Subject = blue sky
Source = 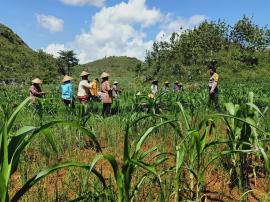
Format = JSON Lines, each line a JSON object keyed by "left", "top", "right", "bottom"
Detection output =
{"left": 1, "top": 0, "right": 270, "bottom": 63}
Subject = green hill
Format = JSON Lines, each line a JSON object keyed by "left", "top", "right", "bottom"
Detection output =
{"left": 71, "top": 56, "right": 142, "bottom": 89}
{"left": 0, "top": 23, "right": 60, "bottom": 83}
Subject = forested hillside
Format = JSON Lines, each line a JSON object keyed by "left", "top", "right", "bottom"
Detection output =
{"left": 143, "top": 16, "right": 270, "bottom": 83}
{"left": 0, "top": 23, "right": 60, "bottom": 83}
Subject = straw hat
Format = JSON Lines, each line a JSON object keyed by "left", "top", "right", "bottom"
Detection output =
{"left": 32, "top": 78, "right": 42, "bottom": 84}
{"left": 80, "top": 71, "right": 90, "bottom": 77}
{"left": 100, "top": 72, "right": 110, "bottom": 78}
{"left": 62, "top": 75, "right": 73, "bottom": 83}
{"left": 113, "top": 81, "right": 118, "bottom": 84}
{"left": 148, "top": 93, "right": 154, "bottom": 99}
{"left": 174, "top": 81, "right": 179, "bottom": 84}
{"left": 164, "top": 81, "right": 169, "bottom": 84}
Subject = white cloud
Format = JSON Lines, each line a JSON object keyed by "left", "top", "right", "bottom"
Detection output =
{"left": 36, "top": 14, "right": 64, "bottom": 32}
{"left": 43, "top": 0, "right": 206, "bottom": 63}
{"left": 59, "top": 0, "right": 105, "bottom": 7}
{"left": 156, "top": 14, "right": 207, "bottom": 41}
{"left": 44, "top": 43, "right": 66, "bottom": 57}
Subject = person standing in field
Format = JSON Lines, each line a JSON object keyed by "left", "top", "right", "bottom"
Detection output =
{"left": 163, "top": 81, "right": 170, "bottom": 92}
{"left": 78, "top": 71, "right": 91, "bottom": 103}
{"left": 208, "top": 66, "right": 221, "bottom": 112}
{"left": 173, "top": 81, "right": 181, "bottom": 92}
{"left": 61, "top": 75, "right": 74, "bottom": 108}
{"left": 90, "top": 78, "right": 99, "bottom": 101}
{"left": 100, "top": 72, "right": 112, "bottom": 116}
{"left": 112, "top": 81, "right": 120, "bottom": 98}
{"left": 151, "top": 80, "right": 158, "bottom": 95}
{"left": 29, "top": 78, "right": 45, "bottom": 102}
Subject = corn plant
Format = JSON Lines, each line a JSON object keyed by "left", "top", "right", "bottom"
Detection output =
{"left": 174, "top": 103, "right": 219, "bottom": 201}
{"left": 0, "top": 97, "right": 102, "bottom": 202}
{"left": 217, "top": 92, "right": 270, "bottom": 199}
{"left": 85, "top": 116, "right": 177, "bottom": 202}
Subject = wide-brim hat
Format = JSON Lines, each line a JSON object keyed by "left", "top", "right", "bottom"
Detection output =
{"left": 174, "top": 81, "right": 179, "bottom": 84}
{"left": 32, "top": 78, "right": 42, "bottom": 84}
{"left": 80, "top": 71, "right": 90, "bottom": 77}
{"left": 164, "top": 81, "right": 169, "bottom": 84}
{"left": 62, "top": 75, "right": 73, "bottom": 83}
{"left": 113, "top": 81, "right": 118, "bottom": 84}
{"left": 100, "top": 72, "right": 110, "bottom": 78}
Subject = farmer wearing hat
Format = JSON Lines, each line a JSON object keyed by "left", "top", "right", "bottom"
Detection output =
{"left": 151, "top": 80, "right": 158, "bottom": 95}
{"left": 208, "top": 65, "right": 221, "bottom": 112}
{"left": 163, "top": 81, "right": 170, "bottom": 92}
{"left": 100, "top": 72, "right": 112, "bottom": 116}
{"left": 78, "top": 70, "right": 91, "bottom": 103}
{"left": 29, "top": 78, "right": 45, "bottom": 102}
{"left": 112, "top": 80, "right": 120, "bottom": 98}
{"left": 61, "top": 75, "right": 74, "bottom": 108}
{"left": 90, "top": 78, "right": 99, "bottom": 101}
{"left": 173, "top": 81, "right": 182, "bottom": 93}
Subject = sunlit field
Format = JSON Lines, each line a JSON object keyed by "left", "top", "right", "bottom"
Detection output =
{"left": 1, "top": 81, "right": 270, "bottom": 202}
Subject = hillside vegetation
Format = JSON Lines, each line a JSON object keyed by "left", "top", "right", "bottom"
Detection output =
{"left": 143, "top": 16, "right": 270, "bottom": 84}
{"left": 0, "top": 23, "right": 60, "bottom": 83}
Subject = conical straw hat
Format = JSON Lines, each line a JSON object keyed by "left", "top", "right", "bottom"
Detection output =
{"left": 80, "top": 71, "right": 90, "bottom": 77}
{"left": 32, "top": 78, "right": 43, "bottom": 84}
{"left": 100, "top": 72, "right": 110, "bottom": 78}
{"left": 62, "top": 75, "right": 73, "bottom": 83}
{"left": 113, "top": 81, "right": 118, "bottom": 84}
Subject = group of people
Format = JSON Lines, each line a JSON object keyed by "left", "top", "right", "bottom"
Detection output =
{"left": 150, "top": 80, "right": 183, "bottom": 95}
{"left": 29, "top": 71, "right": 121, "bottom": 116}
{"left": 29, "top": 65, "right": 221, "bottom": 116}
{"left": 149, "top": 65, "right": 220, "bottom": 112}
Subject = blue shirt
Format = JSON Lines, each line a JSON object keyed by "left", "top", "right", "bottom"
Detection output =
{"left": 61, "top": 82, "right": 73, "bottom": 100}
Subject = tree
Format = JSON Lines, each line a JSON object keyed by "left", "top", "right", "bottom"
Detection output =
{"left": 58, "top": 50, "right": 79, "bottom": 75}
{"left": 230, "top": 16, "right": 270, "bottom": 51}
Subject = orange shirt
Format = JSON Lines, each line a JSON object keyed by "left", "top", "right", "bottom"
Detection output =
{"left": 90, "top": 80, "right": 98, "bottom": 96}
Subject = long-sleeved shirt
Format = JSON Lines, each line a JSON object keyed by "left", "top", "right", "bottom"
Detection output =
{"left": 77, "top": 80, "right": 91, "bottom": 97}
{"left": 101, "top": 80, "right": 112, "bottom": 103}
{"left": 112, "top": 84, "right": 120, "bottom": 97}
{"left": 61, "top": 82, "right": 73, "bottom": 100}
{"left": 151, "top": 84, "right": 158, "bottom": 95}
{"left": 29, "top": 84, "right": 43, "bottom": 101}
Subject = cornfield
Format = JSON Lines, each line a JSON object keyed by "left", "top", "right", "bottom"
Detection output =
{"left": 1, "top": 83, "right": 270, "bottom": 201}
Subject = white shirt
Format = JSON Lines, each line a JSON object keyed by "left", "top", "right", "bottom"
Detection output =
{"left": 151, "top": 84, "right": 158, "bottom": 94}
{"left": 77, "top": 80, "right": 91, "bottom": 97}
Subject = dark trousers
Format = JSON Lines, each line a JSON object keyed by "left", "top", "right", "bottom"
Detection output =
{"left": 102, "top": 103, "right": 111, "bottom": 117}
{"left": 63, "top": 99, "right": 75, "bottom": 108}
{"left": 208, "top": 90, "right": 221, "bottom": 112}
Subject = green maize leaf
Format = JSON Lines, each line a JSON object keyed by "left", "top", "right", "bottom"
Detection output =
{"left": 130, "top": 174, "right": 148, "bottom": 202}
{"left": 139, "top": 146, "right": 158, "bottom": 160}
{"left": 129, "top": 158, "right": 157, "bottom": 176}
{"left": 101, "top": 154, "right": 124, "bottom": 202}
{"left": 177, "top": 102, "right": 190, "bottom": 130}
{"left": 135, "top": 120, "right": 176, "bottom": 154}
{"left": 176, "top": 145, "right": 185, "bottom": 175}
{"left": 7, "top": 97, "right": 31, "bottom": 133}
{"left": 259, "top": 147, "right": 270, "bottom": 174}
{"left": 11, "top": 162, "right": 105, "bottom": 202}
{"left": 215, "top": 114, "right": 265, "bottom": 133}
{"left": 44, "top": 130, "right": 58, "bottom": 154}
{"left": 11, "top": 126, "right": 36, "bottom": 137}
